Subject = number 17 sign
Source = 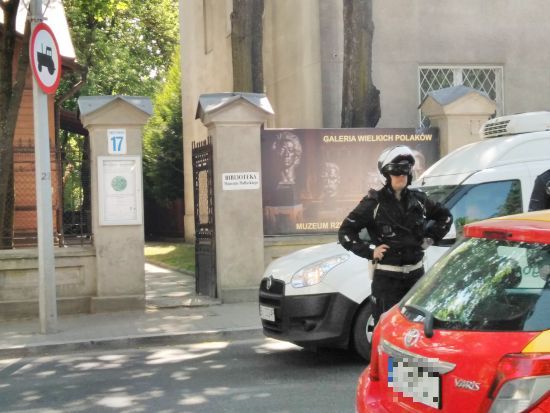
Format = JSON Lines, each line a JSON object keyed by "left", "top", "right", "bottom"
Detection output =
{"left": 107, "top": 129, "right": 127, "bottom": 154}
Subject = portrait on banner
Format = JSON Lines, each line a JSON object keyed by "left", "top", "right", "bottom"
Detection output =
{"left": 261, "top": 128, "right": 440, "bottom": 235}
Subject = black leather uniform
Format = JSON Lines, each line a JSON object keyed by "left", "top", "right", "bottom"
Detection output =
{"left": 338, "top": 184, "right": 452, "bottom": 321}
{"left": 529, "top": 169, "right": 550, "bottom": 211}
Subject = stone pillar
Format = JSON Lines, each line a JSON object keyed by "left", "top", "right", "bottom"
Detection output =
{"left": 78, "top": 96, "right": 152, "bottom": 312}
{"left": 419, "top": 85, "right": 496, "bottom": 156}
{"left": 196, "top": 93, "right": 273, "bottom": 302}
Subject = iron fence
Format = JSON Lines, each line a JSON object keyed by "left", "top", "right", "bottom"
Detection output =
{"left": 58, "top": 131, "right": 92, "bottom": 246}
{"left": 0, "top": 132, "right": 92, "bottom": 249}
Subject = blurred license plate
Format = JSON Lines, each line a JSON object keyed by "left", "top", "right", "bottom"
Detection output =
{"left": 259, "top": 305, "right": 275, "bottom": 322}
{"left": 388, "top": 356, "right": 441, "bottom": 409}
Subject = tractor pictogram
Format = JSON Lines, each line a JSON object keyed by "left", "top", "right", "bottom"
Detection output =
{"left": 36, "top": 44, "right": 56, "bottom": 75}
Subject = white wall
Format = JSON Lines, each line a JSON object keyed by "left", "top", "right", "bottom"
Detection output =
{"left": 373, "top": 0, "right": 550, "bottom": 127}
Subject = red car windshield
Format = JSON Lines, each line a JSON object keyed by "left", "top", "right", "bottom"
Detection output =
{"left": 401, "top": 238, "right": 550, "bottom": 331}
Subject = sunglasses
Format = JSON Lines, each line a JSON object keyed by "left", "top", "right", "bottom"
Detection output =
{"left": 386, "top": 163, "right": 412, "bottom": 176}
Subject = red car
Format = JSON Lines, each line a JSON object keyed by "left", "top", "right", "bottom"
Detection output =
{"left": 357, "top": 210, "right": 550, "bottom": 413}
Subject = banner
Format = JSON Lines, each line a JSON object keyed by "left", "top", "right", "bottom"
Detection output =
{"left": 261, "top": 128, "right": 439, "bottom": 235}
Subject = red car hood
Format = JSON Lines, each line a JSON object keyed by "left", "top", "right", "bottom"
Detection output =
{"left": 372, "top": 307, "right": 540, "bottom": 412}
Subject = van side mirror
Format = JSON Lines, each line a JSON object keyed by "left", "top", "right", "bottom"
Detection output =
{"left": 358, "top": 227, "right": 371, "bottom": 242}
{"left": 437, "top": 224, "right": 457, "bottom": 247}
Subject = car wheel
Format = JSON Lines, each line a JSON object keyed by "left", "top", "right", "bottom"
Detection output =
{"left": 352, "top": 299, "right": 375, "bottom": 362}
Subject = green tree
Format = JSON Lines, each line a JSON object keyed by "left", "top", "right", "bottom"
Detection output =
{"left": 0, "top": 0, "right": 30, "bottom": 248}
{"left": 63, "top": 0, "right": 179, "bottom": 102}
{"left": 143, "top": 49, "right": 183, "bottom": 205}
{"left": 497, "top": 181, "right": 522, "bottom": 217}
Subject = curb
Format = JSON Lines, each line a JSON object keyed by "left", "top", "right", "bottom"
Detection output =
{"left": 0, "top": 327, "right": 264, "bottom": 359}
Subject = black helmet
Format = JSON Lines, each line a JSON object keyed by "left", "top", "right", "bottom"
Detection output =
{"left": 377, "top": 145, "right": 415, "bottom": 185}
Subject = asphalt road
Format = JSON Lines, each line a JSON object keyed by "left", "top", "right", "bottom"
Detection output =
{"left": 0, "top": 336, "right": 367, "bottom": 412}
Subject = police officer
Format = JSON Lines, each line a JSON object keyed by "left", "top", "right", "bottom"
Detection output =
{"left": 529, "top": 169, "right": 550, "bottom": 211}
{"left": 338, "top": 145, "right": 453, "bottom": 322}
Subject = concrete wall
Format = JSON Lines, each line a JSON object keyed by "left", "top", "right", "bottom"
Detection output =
{"left": 181, "top": 0, "right": 550, "bottom": 129}
{"left": 263, "top": 0, "right": 324, "bottom": 128}
{"left": 0, "top": 247, "right": 96, "bottom": 320}
{"left": 180, "top": 0, "right": 234, "bottom": 241}
{"left": 319, "top": 0, "right": 344, "bottom": 128}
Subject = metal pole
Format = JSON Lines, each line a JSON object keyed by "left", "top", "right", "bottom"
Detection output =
{"left": 30, "top": 0, "right": 57, "bottom": 333}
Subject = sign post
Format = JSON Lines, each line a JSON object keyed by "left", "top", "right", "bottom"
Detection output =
{"left": 29, "top": 0, "right": 61, "bottom": 333}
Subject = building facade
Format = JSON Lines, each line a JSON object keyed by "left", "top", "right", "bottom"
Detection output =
{"left": 180, "top": 0, "right": 550, "bottom": 239}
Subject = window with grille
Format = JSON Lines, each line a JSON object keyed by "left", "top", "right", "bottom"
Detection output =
{"left": 418, "top": 66, "right": 503, "bottom": 127}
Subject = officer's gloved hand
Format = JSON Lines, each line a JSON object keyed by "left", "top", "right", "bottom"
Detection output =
{"left": 421, "top": 237, "right": 434, "bottom": 250}
{"left": 351, "top": 242, "right": 371, "bottom": 259}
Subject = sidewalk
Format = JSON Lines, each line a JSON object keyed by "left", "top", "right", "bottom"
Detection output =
{"left": 0, "top": 263, "right": 262, "bottom": 358}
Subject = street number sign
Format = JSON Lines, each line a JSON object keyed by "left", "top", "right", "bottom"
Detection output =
{"left": 108, "top": 129, "right": 128, "bottom": 154}
{"left": 30, "top": 22, "right": 62, "bottom": 94}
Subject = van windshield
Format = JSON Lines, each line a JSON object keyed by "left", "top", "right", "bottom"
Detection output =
{"left": 420, "top": 180, "right": 523, "bottom": 237}
{"left": 416, "top": 185, "right": 457, "bottom": 204}
{"left": 401, "top": 238, "right": 550, "bottom": 332}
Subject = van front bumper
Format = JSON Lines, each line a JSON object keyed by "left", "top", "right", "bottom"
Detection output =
{"left": 258, "top": 277, "right": 358, "bottom": 348}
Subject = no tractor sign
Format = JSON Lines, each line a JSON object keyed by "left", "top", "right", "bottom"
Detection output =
{"left": 30, "top": 22, "right": 61, "bottom": 94}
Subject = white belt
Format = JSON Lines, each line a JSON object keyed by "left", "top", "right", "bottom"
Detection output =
{"left": 376, "top": 260, "right": 424, "bottom": 274}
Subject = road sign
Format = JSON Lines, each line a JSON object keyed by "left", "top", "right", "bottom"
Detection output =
{"left": 29, "top": 22, "right": 61, "bottom": 94}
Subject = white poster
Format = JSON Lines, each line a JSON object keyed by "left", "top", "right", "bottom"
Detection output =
{"left": 222, "top": 172, "right": 260, "bottom": 190}
{"left": 98, "top": 156, "right": 142, "bottom": 225}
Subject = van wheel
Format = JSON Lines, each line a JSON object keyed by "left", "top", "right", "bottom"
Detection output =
{"left": 352, "top": 300, "right": 375, "bottom": 362}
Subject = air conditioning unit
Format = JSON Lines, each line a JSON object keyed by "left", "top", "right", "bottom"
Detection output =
{"left": 480, "top": 111, "right": 550, "bottom": 139}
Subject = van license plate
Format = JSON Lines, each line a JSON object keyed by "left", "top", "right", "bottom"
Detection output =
{"left": 259, "top": 305, "right": 275, "bottom": 322}
{"left": 388, "top": 356, "right": 441, "bottom": 409}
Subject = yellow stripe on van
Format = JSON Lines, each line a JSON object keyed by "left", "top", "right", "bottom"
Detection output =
{"left": 522, "top": 330, "right": 550, "bottom": 353}
{"left": 494, "top": 210, "right": 550, "bottom": 223}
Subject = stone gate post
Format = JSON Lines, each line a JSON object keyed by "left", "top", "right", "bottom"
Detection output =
{"left": 420, "top": 85, "right": 496, "bottom": 156}
{"left": 78, "top": 96, "right": 152, "bottom": 312}
{"left": 196, "top": 93, "right": 273, "bottom": 302}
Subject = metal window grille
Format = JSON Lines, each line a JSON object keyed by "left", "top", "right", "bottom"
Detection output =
{"left": 419, "top": 66, "right": 503, "bottom": 127}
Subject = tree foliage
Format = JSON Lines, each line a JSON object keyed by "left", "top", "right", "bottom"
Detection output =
{"left": 143, "top": 49, "right": 183, "bottom": 205}
{"left": 63, "top": 0, "right": 179, "bottom": 104}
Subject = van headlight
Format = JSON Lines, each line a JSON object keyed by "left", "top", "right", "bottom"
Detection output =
{"left": 290, "top": 254, "right": 350, "bottom": 288}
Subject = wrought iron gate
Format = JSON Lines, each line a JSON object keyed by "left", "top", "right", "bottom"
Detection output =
{"left": 192, "top": 137, "right": 217, "bottom": 297}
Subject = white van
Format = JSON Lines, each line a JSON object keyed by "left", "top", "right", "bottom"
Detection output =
{"left": 258, "top": 111, "right": 550, "bottom": 360}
